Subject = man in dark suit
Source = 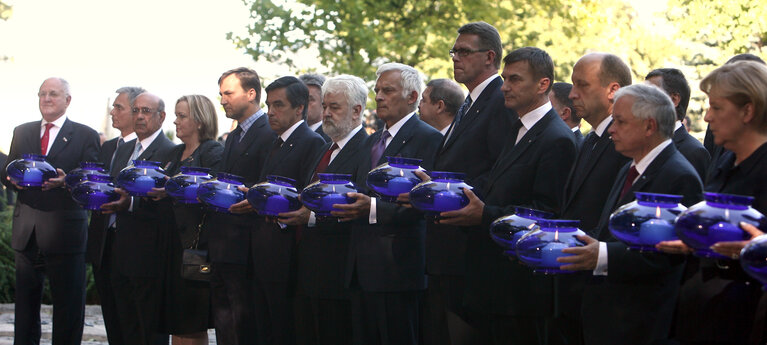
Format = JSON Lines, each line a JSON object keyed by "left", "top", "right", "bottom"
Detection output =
{"left": 300, "top": 73, "right": 331, "bottom": 142}
{"left": 333, "top": 63, "right": 442, "bottom": 345}
{"left": 87, "top": 86, "right": 144, "bottom": 345}
{"left": 439, "top": 47, "right": 577, "bottom": 345}
{"left": 1, "top": 77, "right": 100, "bottom": 344}
{"left": 229, "top": 76, "right": 325, "bottom": 345}
{"left": 645, "top": 68, "right": 710, "bottom": 180}
{"left": 280, "top": 74, "right": 370, "bottom": 345}
{"left": 206, "top": 67, "right": 276, "bottom": 344}
{"left": 103, "top": 92, "right": 175, "bottom": 345}
{"left": 550, "top": 82, "right": 583, "bottom": 147}
{"left": 560, "top": 83, "right": 702, "bottom": 345}
{"left": 423, "top": 22, "right": 516, "bottom": 345}
{"left": 418, "top": 78, "right": 464, "bottom": 135}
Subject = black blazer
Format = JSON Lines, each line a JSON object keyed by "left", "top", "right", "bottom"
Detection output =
{"left": 463, "top": 109, "right": 577, "bottom": 317}
{"left": 314, "top": 124, "right": 331, "bottom": 143}
{"left": 581, "top": 144, "right": 702, "bottom": 345}
{"left": 673, "top": 126, "right": 710, "bottom": 181}
{"left": 297, "top": 128, "right": 368, "bottom": 299}
{"left": 112, "top": 133, "right": 176, "bottom": 277}
{"left": 573, "top": 128, "right": 584, "bottom": 148}
{"left": 427, "top": 76, "right": 516, "bottom": 276}
{"left": 206, "top": 114, "right": 276, "bottom": 264}
{"left": 252, "top": 122, "right": 326, "bottom": 283}
{"left": 86, "top": 137, "right": 121, "bottom": 267}
{"left": 346, "top": 115, "right": 442, "bottom": 292}
{"left": 1, "top": 119, "right": 100, "bottom": 254}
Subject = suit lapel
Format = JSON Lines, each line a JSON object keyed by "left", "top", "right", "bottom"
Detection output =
{"left": 380, "top": 116, "right": 418, "bottom": 165}
{"left": 327, "top": 128, "right": 366, "bottom": 172}
{"left": 138, "top": 133, "right": 170, "bottom": 162}
{"left": 439, "top": 77, "right": 501, "bottom": 153}
{"left": 46, "top": 119, "right": 74, "bottom": 159}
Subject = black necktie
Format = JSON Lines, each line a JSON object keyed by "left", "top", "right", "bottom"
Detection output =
{"left": 443, "top": 96, "right": 472, "bottom": 144}
{"left": 110, "top": 137, "right": 125, "bottom": 171}
{"left": 269, "top": 138, "right": 284, "bottom": 161}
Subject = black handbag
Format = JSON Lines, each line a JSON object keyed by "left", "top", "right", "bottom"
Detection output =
{"left": 181, "top": 214, "right": 211, "bottom": 281}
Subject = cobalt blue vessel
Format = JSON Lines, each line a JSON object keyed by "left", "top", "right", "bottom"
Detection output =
{"left": 71, "top": 174, "right": 120, "bottom": 211}
{"left": 196, "top": 172, "right": 246, "bottom": 213}
{"left": 489, "top": 207, "right": 554, "bottom": 257}
{"left": 516, "top": 219, "right": 586, "bottom": 274}
{"left": 741, "top": 235, "right": 767, "bottom": 289}
{"left": 409, "top": 171, "right": 472, "bottom": 216}
{"left": 301, "top": 173, "right": 357, "bottom": 217}
{"left": 116, "top": 160, "right": 167, "bottom": 196}
{"left": 65, "top": 161, "right": 107, "bottom": 190}
{"left": 5, "top": 154, "right": 58, "bottom": 188}
{"left": 675, "top": 192, "right": 767, "bottom": 260}
{"left": 609, "top": 192, "right": 687, "bottom": 252}
{"left": 367, "top": 156, "right": 426, "bottom": 202}
{"left": 247, "top": 175, "right": 302, "bottom": 216}
{"left": 165, "top": 166, "right": 213, "bottom": 204}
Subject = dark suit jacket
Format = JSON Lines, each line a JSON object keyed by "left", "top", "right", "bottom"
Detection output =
{"left": 581, "top": 143, "right": 702, "bottom": 345}
{"left": 346, "top": 115, "right": 442, "bottom": 292}
{"left": 297, "top": 128, "right": 368, "bottom": 299}
{"left": 673, "top": 126, "right": 710, "bottom": 181}
{"left": 573, "top": 128, "right": 584, "bottom": 148}
{"left": 86, "top": 137, "right": 120, "bottom": 267}
{"left": 207, "top": 114, "right": 276, "bottom": 264}
{"left": 463, "top": 110, "right": 577, "bottom": 316}
{"left": 314, "top": 124, "right": 331, "bottom": 143}
{"left": 252, "top": 121, "right": 326, "bottom": 283}
{"left": 427, "top": 76, "right": 516, "bottom": 276}
{"left": 112, "top": 133, "right": 176, "bottom": 277}
{"left": 1, "top": 119, "right": 100, "bottom": 254}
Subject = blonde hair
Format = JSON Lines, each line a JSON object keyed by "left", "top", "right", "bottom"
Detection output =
{"left": 176, "top": 95, "right": 219, "bottom": 141}
{"left": 700, "top": 61, "right": 767, "bottom": 132}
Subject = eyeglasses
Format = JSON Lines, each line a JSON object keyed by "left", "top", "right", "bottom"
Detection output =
{"left": 132, "top": 107, "right": 157, "bottom": 115}
{"left": 38, "top": 91, "right": 64, "bottom": 98}
{"left": 449, "top": 48, "right": 490, "bottom": 58}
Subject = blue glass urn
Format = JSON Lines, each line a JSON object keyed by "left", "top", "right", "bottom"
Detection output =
{"left": 247, "top": 175, "right": 302, "bottom": 216}
{"left": 116, "top": 160, "right": 167, "bottom": 196}
{"left": 300, "top": 173, "right": 358, "bottom": 217}
{"left": 65, "top": 161, "right": 107, "bottom": 190}
{"left": 409, "top": 171, "right": 473, "bottom": 216}
{"left": 367, "top": 156, "right": 426, "bottom": 202}
{"left": 489, "top": 207, "right": 554, "bottom": 257}
{"left": 5, "top": 154, "right": 58, "bottom": 187}
{"left": 71, "top": 174, "right": 120, "bottom": 211}
{"left": 516, "top": 219, "right": 586, "bottom": 274}
{"left": 741, "top": 235, "right": 767, "bottom": 289}
{"left": 165, "top": 166, "right": 213, "bottom": 204}
{"left": 675, "top": 192, "right": 767, "bottom": 260}
{"left": 196, "top": 172, "right": 246, "bottom": 213}
{"left": 609, "top": 192, "right": 687, "bottom": 252}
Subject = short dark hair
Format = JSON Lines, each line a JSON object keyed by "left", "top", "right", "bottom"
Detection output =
{"left": 458, "top": 22, "right": 503, "bottom": 69}
{"left": 551, "top": 82, "right": 580, "bottom": 122}
{"left": 425, "top": 79, "right": 465, "bottom": 116}
{"left": 645, "top": 68, "right": 691, "bottom": 121}
{"left": 599, "top": 54, "right": 632, "bottom": 87}
{"left": 726, "top": 53, "right": 766, "bottom": 65}
{"left": 503, "top": 47, "right": 554, "bottom": 93}
{"left": 265, "top": 76, "right": 309, "bottom": 118}
{"left": 219, "top": 67, "right": 262, "bottom": 103}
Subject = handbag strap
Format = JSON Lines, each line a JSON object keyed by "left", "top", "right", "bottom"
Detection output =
{"left": 189, "top": 212, "right": 207, "bottom": 250}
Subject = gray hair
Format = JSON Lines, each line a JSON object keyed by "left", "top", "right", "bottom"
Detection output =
{"left": 322, "top": 74, "right": 368, "bottom": 125}
{"left": 299, "top": 73, "right": 326, "bottom": 89}
{"left": 376, "top": 62, "right": 424, "bottom": 111}
{"left": 425, "top": 79, "right": 465, "bottom": 115}
{"left": 614, "top": 83, "right": 676, "bottom": 139}
{"left": 115, "top": 86, "right": 147, "bottom": 107}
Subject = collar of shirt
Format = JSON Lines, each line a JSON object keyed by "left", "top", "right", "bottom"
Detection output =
{"left": 518, "top": 102, "right": 552, "bottom": 130}
{"left": 330, "top": 125, "right": 363, "bottom": 163}
{"left": 280, "top": 119, "right": 305, "bottom": 142}
{"left": 594, "top": 115, "right": 613, "bottom": 137}
{"left": 122, "top": 132, "right": 137, "bottom": 143}
{"left": 468, "top": 75, "right": 500, "bottom": 111}
{"left": 137, "top": 128, "right": 164, "bottom": 154}
{"left": 632, "top": 138, "right": 673, "bottom": 176}
{"left": 308, "top": 121, "right": 322, "bottom": 132}
{"left": 41, "top": 115, "right": 67, "bottom": 135}
{"left": 382, "top": 112, "right": 415, "bottom": 146}
{"left": 238, "top": 109, "right": 265, "bottom": 134}
{"left": 440, "top": 124, "right": 450, "bottom": 136}
{"left": 571, "top": 126, "right": 581, "bottom": 133}
{"left": 674, "top": 120, "right": 683, "bottom": 131}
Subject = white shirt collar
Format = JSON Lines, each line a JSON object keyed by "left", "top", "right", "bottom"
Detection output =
{"left": 42, "top": 115, "right": 67, "bottom": 129}
{"left": 633, "top": 139, "right": 673, "bottom": 176}
{"left": 440, "top": 125, "right": 450, "bottom": 136}
{"left": 519, "top": 102, "right": 552, "bottom": 130}
{"left": 468, "top": 75, "right": 500, "bottom": 112}
{"left": 593, "top": 115, "right": 613, "bottom": 137}
{"left": 308, "top": 121, "right": 322, "bottom": 132}
{"left": 137, "top": 128, "right": 164, "bottom": 152}
{"left": 383, "top": 112, "right": 415, "bottom": 139}
{"left": 674, "top": 121, "right": 683, "bottom": 131}
{"left": 571, "top": 126, "right": 580, "bottom": 133}
{"left": 122, "top": 132, "right": 137, "bottom": 142}
{"left": 279, "top": 119, "right": 305, "bottom": 142}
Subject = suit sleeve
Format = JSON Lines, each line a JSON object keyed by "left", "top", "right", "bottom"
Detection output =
{"left": 1, "top": 126, "right": 23, "bottom": 190}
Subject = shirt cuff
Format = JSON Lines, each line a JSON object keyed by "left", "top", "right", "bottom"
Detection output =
{"left": 128, "top": 197, "right": 135, "bottom": 212}
{"left": 593, "top": 241, "right": 608, "bottom": 276}
{"left": 308, "top": 211, "right": 317, "bottom": 227}
{"left": 368, "top": 197, "right": 377, "bottom": 224}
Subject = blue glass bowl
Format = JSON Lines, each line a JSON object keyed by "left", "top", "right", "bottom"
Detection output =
{"left": 367, "top": 156, "right": 426, "bottom": 202}
{"left": 489, "top": 207, "right": 554, "bottom": 257}
{"left": 676, "top": 192, "right": 767, "bottom": 260}
{"left": 409, "top": 171, "right": 472, "bottom": 216}
{"left": 196, "top": 172, "right": 246, "bottom": 213}
{"left": 247, "top": 175, "right": 302, "bottom": 216}
{"left": 165, "top": 166, "right": 213, "bottom": 204}
{"left": 115, "top": 160, "right": 167, "bottom": 196}
{"left": 609, "top": 192, "right": 687, "bottom": 252}
{"left": 5, "top": 154, "right": 58, "bottom": 188}
{"left": 516, "top": 219, "right": 586, "bottom": 274}
{"left": 301, "top": 173, "right": 358, "bottom": 217}
{"left": 65, "top": 161, "right": 107, "bottom": 190}
{"left": 741, "top": 235, "right": 767, "bottom": 289}
{"left": 71, "top": 174, "right": 119, "bottom": 211}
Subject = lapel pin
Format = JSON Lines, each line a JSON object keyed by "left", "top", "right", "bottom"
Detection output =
{"left": 63, "top": 137, "right": 68, "bottom": 142}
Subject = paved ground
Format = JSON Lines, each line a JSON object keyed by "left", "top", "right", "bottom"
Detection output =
{"left": 0, "top": 304, "right": 216, "bottom": 344}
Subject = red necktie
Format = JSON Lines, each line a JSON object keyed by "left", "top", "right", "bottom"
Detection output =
{"left": 619, "top": 165, "right": 640, "bottom": 200}
{"left": 40, "top": 123, "right": 54, "bottom": 156}
{"left": 312, "top": 143, "right": 338, "bottom": 182}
